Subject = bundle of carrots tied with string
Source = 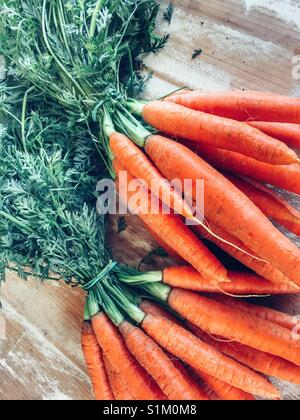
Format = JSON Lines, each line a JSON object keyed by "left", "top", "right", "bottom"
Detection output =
{"left": 0, "top": 0, "right": 300, "bottom": 401}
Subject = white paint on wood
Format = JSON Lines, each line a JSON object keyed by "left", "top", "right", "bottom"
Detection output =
{"left": 243, "top": 0, "right": 300, "bottom": 31}
{"left": 0, "top": 301, "right": 90, "bottom": 400}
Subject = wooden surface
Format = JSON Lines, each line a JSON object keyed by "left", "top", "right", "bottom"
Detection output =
{"left": 1, "top": 0, "right": 300, "bottom": 400}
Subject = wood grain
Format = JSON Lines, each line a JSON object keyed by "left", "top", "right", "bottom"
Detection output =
{"left": 1, "top": 0, "right": 300, "bottom": 400}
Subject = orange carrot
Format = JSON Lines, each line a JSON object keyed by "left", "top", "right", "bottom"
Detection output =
{"left": 103, "top": 355, "right": 135, "bottom": 400}
{"left": 81, "top": 321, "right": 114, "bottom": 400}
{"left": 119, "top": 320, "right": 204, "bottom": 400}
{"left": 138, "top": 212, "right": 185, "bottom": 263}
{"left": 165, "top": 90, "right": 300, "bottom": 123}
{"left": 163, "top": 266, "right": 299, "bottom": 295}
{"left": 193, "top": 221, "right": 295, "bottom": 286}
{"left": 191, "top": 327, "right": 300, "bottom": 386}
{"left": 171, "top": 358, "right": 210, "bottom": 400}
{"left": 140, "top": 301, "right": 277, "bottom": 398}
{"left": 141, "top": 314, "right": 279, "bottom": 399}
{"left": 140, "top": 301, "right": 300, "bottom": 387}
{"left": 214, "top": 295, "right": 299, "bottom": 331}
{"left": 144, "top": 223, "right": 185, "bottom": 263}
{"left": 92, "top": 312, "right": 164, "bottom": 400}
{"left": 145, "top": 135, "right": 300, "bottom": 285}
{"left": 139, "top": 299, "right": 180, "bottom": 323}
{"left": 247, "top": 122, "right": 300, "bottom": 148}
{"left": 193, "top": 144, "right": 300, "bottom": 195}
{"left": 168, "top": 289, "right": 300, "bottom": 367}
{"left": 111, "top": 132, "right": 241, "bottom": 253}
{"left": 110, "top": 132, "right": 194, "bottom": 218}
{"left": 139, "top": 100, "right": 298, "bottom": 164}
{"left": 198, "top": 371, "right": 255, "bottom": 401}
{"left": 114, "top": 159, "right": 228, "bottom": 285}
{"left": 225, "top": 174, "right": 300, "bottom": 237}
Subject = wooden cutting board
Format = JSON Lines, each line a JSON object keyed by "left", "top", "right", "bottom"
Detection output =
{"left": 1, "top": 0, "right": 300, "bottom": 400}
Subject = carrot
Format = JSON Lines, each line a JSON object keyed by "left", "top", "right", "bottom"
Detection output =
{"left": 103, "top": 355, "right": 135, "bottom": 400}
{"left": 144, "top": 135, "right": 300, "bottom": 285}
{"left": 140, "top": 301, "right": 300, "bottom": 387}
{"left": 139, "top": 299, "right": 180, "bottom": 323}
{"left": 167, "top": 289, "right": 300, "bottom": 367}
{"left": 111, "top": 132, "right": 244, "bottom": 254}
{"left": 138, "top": 100, "right": 298, "bottom": 164}
{"left": 143, "top": 221, "right": 185, "bottom": 263}
{"left": 92, "top": 312, "right": 164, "bottom": 400}
{"left": 139, "top": 300, "right": 266, "bottom": 399}
{"left": 165, "top": 90, "right": 300, "bottom": 123}
{"left": 247, "top": 122, "right": 300, "bottom": 148}
{"left": 114, "top": 158, "right": 228, "bottom": 285}
{"left": 119, "top": 320, "right": 205, "bottom": 400}
{"left": 163, "top": 266, "right": 299, "bottom": 295}
{"left": 198, "top": 371, "right": 255, "bottom": 401}
{"left": 110, "top": 132, "right": 194, "bottom": 218}
{"left": 214, "top": 295, "right": 299, "bottom": 330}
{"left": 225, "top": 174, "right": 300, "bottom": 237}
{"left": 141, "top": 314, "right": 279, "bottom": 399}
{"left": 192, "top": 328, "right": 300, "bottom": 386}
{"left": 170, "top": 358, "right": 210, "bottom": 400}
{"left": 193, "top": 221, "right": 295, "bottom": 286}
{"left": 193, "top": 144, "right": 300, "bottom": 195}
{"left": 81, "top": 321, "right": 114, "bottom": 400}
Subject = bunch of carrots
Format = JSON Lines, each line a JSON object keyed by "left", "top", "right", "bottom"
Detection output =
{"left": 81, "top": 89, "right": 300, "bottom": 400}
{"left": 3, "top": 0, "right": 299, "bottom": 401}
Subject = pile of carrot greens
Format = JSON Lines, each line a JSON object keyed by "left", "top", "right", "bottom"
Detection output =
{"left": 0, "top": 0, "right": 166, "bottom": 285}
{"left": 0, "top": 0, "right": 167, "bottom": 173}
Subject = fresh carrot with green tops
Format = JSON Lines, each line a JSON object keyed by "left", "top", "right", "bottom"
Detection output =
{"left": 138, "top": 300, "right": 275, "bottom": 399}
{"left": 139, "top": 300, "right": 179, "bottom": 323}
{"left": 213, "top": 295, "right": 299, "bottom": 331}
{"left": 119, "top": 321, "right": 207, "bottom": 400}
{"left": 109, "top": 130, "right": 247, "bottom": 255}
{"left": 141, "top": 314, "right": 279, "bottom": 399}
{"left": 137, "top": 287, "right": 300, "bottom": 368}
{"left": 141, "top": 135, "right": 300, "bottom": 285}
{"left": 193, "top": 222, "right": 294, "bottom": 286}
{"left": 114, "top": 158, "right": 228, "bottom": 285}
{"left": 197, "top": 371, "right": 255, "bottom": 401}
{"left": 110, "top": 132, "right": 194, "bottom": 219}
{"left": 226, "top": 174, "right": 300, "bottom": 237}
{"left": 91, "top": 311, "right": 164, "bottom": 400}
{"left": 167, "top": 289, "right": 300, "bottom": 367}
{"left": 92, "top": 291, "right": 278, "bottom": 399}
{"left": 192, "top": 144, "right": 300, "bottom": 195}
{"left": 165, "top": 90, "right": 300, "bottom": 124}
{"left": 140, "top": 301, "right": 254, "bottom": 400}
{"left": 103, "top": 355, "right": 135, "bottom": 400}
{"left": 247, "top": 122, "right": 300, "bottom": 148}
{"left": 162, "top": 266, "right": 299, "bottom": 295}
{"left": 129, "top": 100, "right": 298, "bottom": 165}
{"left": 140, "top": 301, "right": 299, "bottom": 387}
{"left": 81, "top": 321, "right": 114, "bottom": 401}
{"left": 191, "top": 327, "right": 300, "bottom": 386}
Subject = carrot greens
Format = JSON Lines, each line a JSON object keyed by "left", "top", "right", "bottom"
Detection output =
{"left": 0, "top": 0, "right": 167, "bottom": 173}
